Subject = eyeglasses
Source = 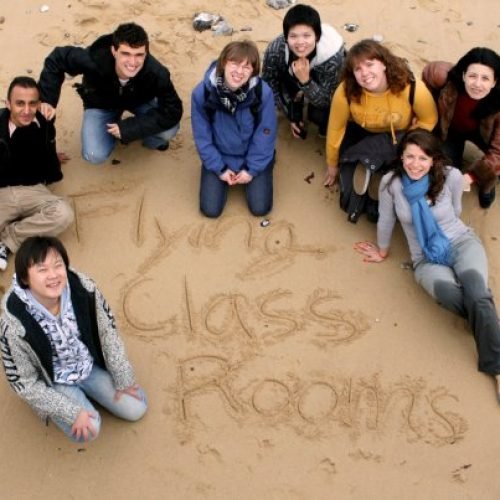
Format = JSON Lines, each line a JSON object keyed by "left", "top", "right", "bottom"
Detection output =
{"left": 226, "top": 61, "right": 253, "bottom": 74}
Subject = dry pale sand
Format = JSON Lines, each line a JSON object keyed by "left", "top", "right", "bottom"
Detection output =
{"left": 0, "top": 0, "right": 499, "bottom": 498}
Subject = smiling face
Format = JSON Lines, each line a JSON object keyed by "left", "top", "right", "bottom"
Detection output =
{"left": 6, "top": 85, "right": 39, "bottom": 127}
{"left": 286, "top": 24, "right": 316, "bottom": 58}
{"left": 353, "top": 58, "right": 388, "bottom": 93}
{"left": 223, "top": 58, "right": 253, "bottom": 90}
{"left": 401, "top": 143, "right": 433, "bottom": 180}
{"left": 26, "top": 249, "right": 68, "bottom": 312}
{"left": 111, "top": 43, "right": 147, "bottom": 79}
{"left": 463, "top": 63, "right": 496, "bottom": 100}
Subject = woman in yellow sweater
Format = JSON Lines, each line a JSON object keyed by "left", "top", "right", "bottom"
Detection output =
{"left": 324, "top": 40, "right": 438, "bottom": 220}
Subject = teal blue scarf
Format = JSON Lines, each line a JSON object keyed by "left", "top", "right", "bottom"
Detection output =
{"left": 402, "top": 174, "right": 453, "bottom": 266}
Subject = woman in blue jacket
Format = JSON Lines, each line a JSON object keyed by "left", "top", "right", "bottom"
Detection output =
{"left": 191, "top": 41, "right": 277, "bottom": 217}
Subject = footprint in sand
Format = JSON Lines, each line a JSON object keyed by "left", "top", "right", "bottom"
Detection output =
{"left": 79, "top": 0, "right": 108, "bottom": 8}
{"left": 417, "top": 0, "right": 441, "bottom": 12}
{"left": 74, "top": 15, "right": 99, "bottom": 26}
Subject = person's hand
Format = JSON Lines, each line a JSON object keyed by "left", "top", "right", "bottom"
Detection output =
{"left": 354, "top": 241, "right": 387, "bottom": 263}
{"left": 57, "top": 152, "right": 70, "bottom": 164}
{"left": 71, "top": 409, "right": 98, "bottom": 441}
{"left": 323, "top": 165, "right": 339, "bottom": 187}
{"left": 291, "top": 58, "right": 310, "bottom": 84}
{"left": 234, "top": 170, "right": 253, "bottom": 185}
{"left": 290, "top": 122, "right": 305, "bottom": 139}
{"left": 40, "top": 102, "right": 56, "bottom": 121}
{"left": 219, "top": 169, "right": 237, "bottom": 185}
{"left": 114, "top": 384, "right": 143, "bottom": 402}
{"left": 106, "top": 123, "right": 121, "bottom": 140}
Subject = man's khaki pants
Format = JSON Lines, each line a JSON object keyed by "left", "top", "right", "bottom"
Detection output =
{"left": 0, "top": 184, "right": 74, "bottom": 252}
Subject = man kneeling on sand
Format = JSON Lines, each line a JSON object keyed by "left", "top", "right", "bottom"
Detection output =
{"left": 0, "top": 76, "right": 73, "bottom": 271}
{"left": 0, "top": 236, "right": 147, "bottom": 442}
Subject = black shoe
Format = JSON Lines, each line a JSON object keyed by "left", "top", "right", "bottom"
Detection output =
{"left": 365, "top": 197, "right": 379, "bottom": 223}
{"left": 156, "top": 142, "right": 169, "bottom": 151}
{"left": 478, "top": 186, "right": 496, "bottom": 209}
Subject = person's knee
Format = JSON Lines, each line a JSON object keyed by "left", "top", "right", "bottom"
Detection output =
{"left": 124, "top": 401, "right": 148, "bottom": 422}
{"left": 434, "top": 280, "right": 466, "bottom": 317}
{"left": 82, "top": 148, "right": 111, "bottom": 165}
{"left": 118, "top": 396, "right": 148, "bottom": 422}
{"left": 63, "top": 413, "right": 101, "bottom": 443}
{"left": 200, "top": 200, "right": 224, "bottom": 218}
{"left": 43, "top": 200, "right": 74, "bottom": 233}
{"left": 458, "top": 269, "right": 491, "bottom": 301}
{"left": 158, "top": 123, "right": 180, "bottom": 141}
{"left": 248, "top": 202, "right": 272, "bottom": 217}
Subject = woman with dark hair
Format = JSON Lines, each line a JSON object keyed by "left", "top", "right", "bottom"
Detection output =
{"left": 355, "top": 129, "right": 500, "bottom": 402}
{"left": 0, "top": 236, "right": 147, "bottom": 442}
{"left": 262, "top": 3, "right": 345, "bottom": 138}
{"left": 324, "top": 40, "right": 438, "bottom": 222}
{"left": 191, "top": 40, "right": 277, "bottom": 217}
{"left": 423, "top": 47, "right": 500, "bottom": 208}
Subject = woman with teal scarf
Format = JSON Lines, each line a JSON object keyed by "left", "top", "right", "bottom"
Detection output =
{"left": 354, "top": 129, "right": 500, "bottom": 403}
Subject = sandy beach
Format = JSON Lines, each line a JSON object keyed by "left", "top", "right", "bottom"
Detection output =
{"left": 0, "top": 0, "right": 499, "bottom": 498}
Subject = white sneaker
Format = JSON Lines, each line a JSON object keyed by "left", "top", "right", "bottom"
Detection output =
{"left": 0, "top": 243, "right": 9, "bottom": 271}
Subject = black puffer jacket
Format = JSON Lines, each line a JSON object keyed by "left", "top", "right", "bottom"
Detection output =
{"left": 39, "top": 34, "right": 183, "bottom": 144}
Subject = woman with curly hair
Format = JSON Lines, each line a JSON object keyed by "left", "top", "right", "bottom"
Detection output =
{"left": 423, "top": 47, "right": 500, "bottom": 208}
{"left": 355, "top": 129, "right": 500, "bottom": 402}
{"left": 324, "top": 39, "right": 437, "bottom": 222}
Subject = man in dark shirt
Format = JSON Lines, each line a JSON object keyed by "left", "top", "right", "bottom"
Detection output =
{"left": 0, "top": 76, "right": 73, "bottom": 270}
{"left": 39, "top": 22, "right": 183, "bottom": 165}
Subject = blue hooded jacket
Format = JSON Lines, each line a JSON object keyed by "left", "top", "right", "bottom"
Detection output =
{"left": 191, "top": 62, "right": 277, "bottom": 177}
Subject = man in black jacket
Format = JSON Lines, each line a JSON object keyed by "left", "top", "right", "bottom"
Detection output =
{"left": 39, "top": 23, "right": 183, "bottom": 165}
{"left": 0, "top": 77, "right": 73, "bottom": 271}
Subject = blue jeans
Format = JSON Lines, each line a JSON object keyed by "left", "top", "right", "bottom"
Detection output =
{"left": 414, "top": 231, "right": 500, "bottom": 374}
{"left": 199, "top": 158, "right": 275, "bottom": 218}
{"left": 51, "top": 365, "right": 147, "bottom": 442}
{"left": 81, "top": 99, "right": 180, "bottom": 164}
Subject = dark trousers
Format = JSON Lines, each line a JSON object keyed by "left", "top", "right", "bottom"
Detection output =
{"left": 442, "top": 129, "right": 488, "bottom": 171}
{"left": 415, "top": 233, "right": 500, "bottom": 375}
{"left": 199, "top": 159, "right": 274, "bottom": 218}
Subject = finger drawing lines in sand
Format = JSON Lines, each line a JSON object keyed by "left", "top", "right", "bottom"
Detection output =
{"left": 177, "top": 360, "right": 468, "bottom": 447}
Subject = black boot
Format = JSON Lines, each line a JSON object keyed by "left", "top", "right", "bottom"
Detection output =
{"left": 478, "top": 186, "right": 496, "bottom": 209}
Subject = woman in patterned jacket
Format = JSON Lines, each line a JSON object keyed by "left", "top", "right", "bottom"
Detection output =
{"left": 0, "top": 236, "right": 147, "bottom": 442}
{"left": 262, "top": 4, "right": 345, "bottom": 139}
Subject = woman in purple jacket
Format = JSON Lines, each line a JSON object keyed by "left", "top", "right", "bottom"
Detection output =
{"left": 191, "top": 41, "right": 277, "bottom": 218}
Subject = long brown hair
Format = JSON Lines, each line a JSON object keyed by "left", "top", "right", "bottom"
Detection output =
{"left": 342, "top": 39, "right": 413, "bottom": 103}
{"left": 388, "top": 129, "right": 450, "bottom": 204}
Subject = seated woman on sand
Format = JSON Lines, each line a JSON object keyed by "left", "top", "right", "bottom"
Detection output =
{"left": 0, "top": 236, "right": 147, "bottom": 442}
{"left": 191, "top": 40, "right": 277, "bottom": 218}
{"left": 324, "top": 39, "right": 438, "bottom": 223}
{"left": 262, "top": 3, "right": 345, "bottom": 139}
{"left": 423, "top": 47, "right": 500, "bottom": 209}
{"left": 354, "top": 129, "right": 500, "bottom": 403}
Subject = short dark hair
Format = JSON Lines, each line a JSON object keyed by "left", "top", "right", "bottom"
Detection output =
{"left": 112, "top": 22, "right": 149, "bottom": 51}
{"left": 447, "top": 47, "right": 500, "bottom": 118}
{"left": 283, "top": 4, "right": 322, "bottom": 41}
{"left": 216, "top": 40, "right": 261, "bottom": 78}
{"left": 7, "top": 76, "right": 39, "bottom": 101}
{"left": 15, "top": 237, "right": 70, "bottom": 289}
